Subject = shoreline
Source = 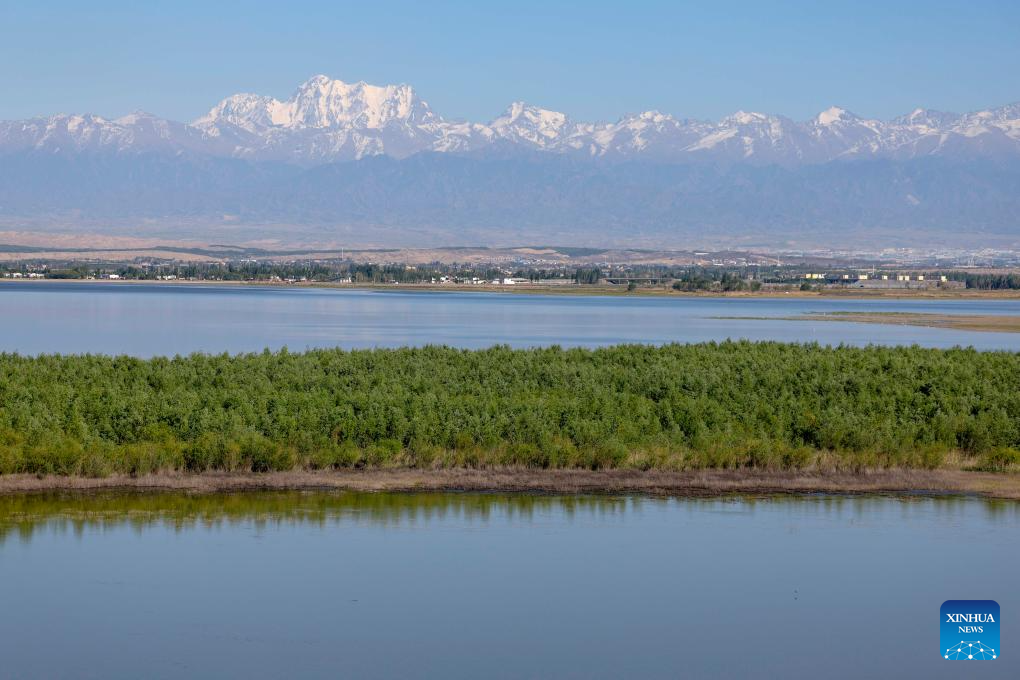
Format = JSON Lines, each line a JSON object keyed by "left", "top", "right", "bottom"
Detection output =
{"left": 3, "top": 277, "right": 1020, "bottom": 300}
{"left": 2, "top": 469, "right": 1019, "bottom": 499}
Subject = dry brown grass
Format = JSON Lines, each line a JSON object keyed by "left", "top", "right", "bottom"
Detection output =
{"left": 1, "top": 468, "right": 1018, "bottom": 499}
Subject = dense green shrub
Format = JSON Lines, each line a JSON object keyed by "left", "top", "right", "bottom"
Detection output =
{"left": 0, "top": 342, "right": 1017, "bottom": 475}
{"left": 975, "top": 447, "right": 1020, "bottom": 471}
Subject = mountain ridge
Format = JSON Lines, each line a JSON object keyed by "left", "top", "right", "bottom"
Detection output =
{"left": 3, "top": 75, "right": 1019, "bottom": 165}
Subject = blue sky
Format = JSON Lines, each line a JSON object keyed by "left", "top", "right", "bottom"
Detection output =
{"left": 1, "top": 1, "right": 1018, "bottom": 123}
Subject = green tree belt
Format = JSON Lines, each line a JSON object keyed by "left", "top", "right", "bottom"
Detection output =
{"left": 0, "top": 342, "right": 1017, "bottom": 475}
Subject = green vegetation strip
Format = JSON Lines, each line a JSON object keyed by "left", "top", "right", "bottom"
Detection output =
{"left": 1, "top": 342, "right": 1018, "bottom": 476}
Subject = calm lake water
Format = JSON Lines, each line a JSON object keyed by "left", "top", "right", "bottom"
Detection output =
{"left": 1, "top": 281, "right": 1019, "bottom": 356}
{"left": 0, "top": 492, "right": 1016, "bottom": 679}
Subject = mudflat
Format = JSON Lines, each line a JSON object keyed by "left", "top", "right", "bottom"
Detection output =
{"left": 794, "top": 311, "right": 1020, "bottom": 333}
{"left": 719, "top": 311, "right": 1020, "bottom": 332}
{"left": 2, "top": 468, "right": 1019, "bottom": 499}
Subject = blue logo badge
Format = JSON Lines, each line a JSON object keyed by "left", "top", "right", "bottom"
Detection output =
{"left": 941, "top": 600, "right": 999, "bottom": 660}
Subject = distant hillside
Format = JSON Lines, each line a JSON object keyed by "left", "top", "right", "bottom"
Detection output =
{"left": 1, "top": 151, "right": 1018, "bottom": 248}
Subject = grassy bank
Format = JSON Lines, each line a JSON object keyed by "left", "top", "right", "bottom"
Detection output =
{"left": 1, "top": 342, "right": 1019, "bottom": 477}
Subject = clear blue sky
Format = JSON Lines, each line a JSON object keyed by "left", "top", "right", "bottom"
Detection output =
{"left": 2, "top": 0, "right": 1018, "bottom": 123}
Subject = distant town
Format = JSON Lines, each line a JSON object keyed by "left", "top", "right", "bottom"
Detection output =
{"left": 2, "top": 242, "right": 1019, "bottom": 292}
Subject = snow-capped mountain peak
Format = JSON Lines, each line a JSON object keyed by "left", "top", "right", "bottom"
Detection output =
{"left": 815, "top": 106, "right": 858, "bottom": 126}
{"left": 724, "top": 110, "right": 770, "bottom": 126}
{"left": 285, "top": 75, "right": 436, "bottom": 129}
{"left": 490, "top": 102, "right": 571, "bottom": 143}
{"left": 894, "top": 107, "right": 960, "bottom": 128}
{"left": 193, "top": 93, "right": 284, "bottom": 132}
{"left": 113, "top": 110, "right": 159, "bottom": 125}
{"left": 634, "top": 110, "right": 671, "bottom": 123}
{"left": 194, "top": 75, "right": 438, "bottom": 134}
{"left": 187, "top": 75, "right": 447, "bottom": 161}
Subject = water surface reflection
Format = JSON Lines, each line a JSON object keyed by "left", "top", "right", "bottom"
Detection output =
{"left": 1, "top": 492, "right": 1017, "bottom": 679}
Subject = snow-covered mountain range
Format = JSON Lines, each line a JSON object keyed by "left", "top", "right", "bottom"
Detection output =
{"left": 3, "top": 75, "right": 1019, "bottom": 165}
{"left": 2, "top": 75, "right": 1019, "bottom": 248}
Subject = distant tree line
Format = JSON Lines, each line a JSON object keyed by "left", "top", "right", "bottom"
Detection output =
{"left": 673, "top": 271, "right": 761, "bottom": 292}
{"left": 5, "top": 260, "right": 1019, "bottom": 291}
{"left": 946, "top": 272, "right": 1020, "bottom": 290}
{"left": 0, "top": 261, "right": 539, "bottom": 284}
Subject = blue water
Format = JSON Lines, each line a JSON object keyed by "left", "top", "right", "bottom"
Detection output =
{"left": 1, "top": 282, "right": 1019, "bottom": 356}
{"left": 0, "top": 492, "right": 1016, "bottom": 679}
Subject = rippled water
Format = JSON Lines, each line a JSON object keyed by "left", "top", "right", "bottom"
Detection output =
{"left": 1, "top": 281, "right": 1019, "bottom": 356}
{"left": 0, "top": 492, "right": 1017, "bottom": 678}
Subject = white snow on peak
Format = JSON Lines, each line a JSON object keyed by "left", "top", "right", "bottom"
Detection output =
{"left": 634, "top": 110, "right": 672, "bottom": 123}
{"left": 114, "top": 111, "right": 159, "bottom": 125}
{"left": 815, "top": 106, "right": 854, "bottom": 126}
{"left": 285, "top": 75, "right": 434, "bottom": 129}
{"left": 494, "top": 102, "right": 568, "bottom": 128}
{"left": 687, "top": 127, "right": 739, "bottom": 151}
{"left": 725, "top": 110, "right": 769, "bottom": 126}
{"left": 489, "top": 102, "right": 572, "bottom": 144}
{"left": 195, "top": 75, "right": 437, "bottom": 133}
